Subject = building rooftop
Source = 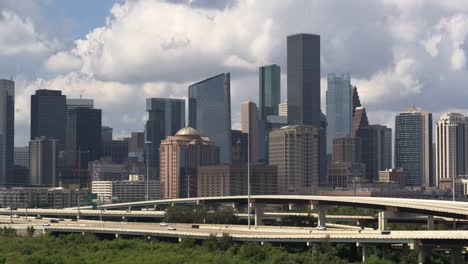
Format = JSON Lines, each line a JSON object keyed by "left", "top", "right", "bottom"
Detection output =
{"left": 176, "top": 127, "right": 200, "bottom": 136}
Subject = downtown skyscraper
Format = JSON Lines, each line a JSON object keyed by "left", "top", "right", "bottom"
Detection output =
{"left": 189, "top": 73, "right": 231, "bottom": 164}
{"left": 436, "top": 113, "right": 468, "bottom": 185}
{"left": 145, "top": 98, "right": 185, "bottom": 180}
{"left": 31, "top": 90, "right": 67, "bottom": 150}
{"left": 0, "top": 80, "right": 15, "bottom": 187}
{"left": 395, "top": 107, "right": 433, "bottom": 187}
{"left": 326, "top": 73, "right": 352, "bottom": 154}
{"left": 259, "top": 64, "right": 280, "bottom": 120}
{"left": 287, "top": 33, "right": 321, "bottom": 126}
{"left": 241, "top": 100, "right": 259, "bottom": 163}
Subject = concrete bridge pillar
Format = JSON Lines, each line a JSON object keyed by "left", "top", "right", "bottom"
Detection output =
{"left": 449, "top": 246, "right": 463, "bottom": 264}
{"left": 356, "top": 243, "right": 368, "bottom": 263}
{"left": 316, "top": 205, "right": 327, "bottom": 227}
{"left": 426, "top": 215, "right": 435, "bottom": 230}
{"left": 378, "top": 211, "right": 389, "bottom": 231}
{"left": 115, "top": 233, "right": 119, "bottom": 238}
{"left": 254, "top": 204, "right": 265, "bottom": 227}
{"left": 415, "top": 244, "right": 431, "bottom": 264}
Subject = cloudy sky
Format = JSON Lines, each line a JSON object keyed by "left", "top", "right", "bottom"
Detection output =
{"left": 2, "top": 0, "right": 468, "bottom": 146}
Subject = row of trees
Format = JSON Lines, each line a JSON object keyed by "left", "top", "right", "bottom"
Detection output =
{"left": 0, "top": 229, "right": 455, "bottom": 264}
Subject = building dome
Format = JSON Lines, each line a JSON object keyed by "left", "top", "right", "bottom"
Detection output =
{"left": 175, "top": 127, "right": 200, "bottom": 136}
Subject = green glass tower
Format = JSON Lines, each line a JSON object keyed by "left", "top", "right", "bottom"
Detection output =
{"left": 259, "top": 64, "right": 280, "bottom": 120}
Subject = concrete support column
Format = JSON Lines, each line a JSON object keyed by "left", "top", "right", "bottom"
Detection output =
{"left": 381, "top": 244, "right": 389, "bottom": 259}
{"left": 360, "top": 244, "right": 368, "bottom": 263}
{"left": 316, "top": 205, "right": 327, "bottom": 227}
{"left": 449, "top": 246, "right": 463, "bottom": 264}
{"left": 378, "top": 211, "right": 389, "bottom": 231}
{"left": 427, "top": 215, "right": 435, "bottom": 230}
{"left": 254, "top": 204, "right": 265, "bottom": 227}
{"left": 415, "top": 244, "right": 431, "bottom": 264}
{"left": 115, "top": 233, "right": 119, "bottom": 238}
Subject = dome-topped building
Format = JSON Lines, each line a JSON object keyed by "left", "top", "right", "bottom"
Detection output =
{"left": 175, "top": 127, "right": 200, "bottom": 136}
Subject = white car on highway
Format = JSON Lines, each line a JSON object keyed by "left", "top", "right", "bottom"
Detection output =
{"left": 316, "top": 225, "right": 327, "bottom": 231}
{"left": 42, "top": 223, "right": 50, "bottom": 227}
{"left": 159, "top": 222, "right": 168, "bottom": 226}
{"left": 167, "top": 226, "right": 176, "bottom": 230}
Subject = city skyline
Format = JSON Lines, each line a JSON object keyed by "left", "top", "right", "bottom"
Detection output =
{"left": 2, "top": 1, "right": 468, "bottom": 146}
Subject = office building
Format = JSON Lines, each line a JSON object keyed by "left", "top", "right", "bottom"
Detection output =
{"left": 101, "top": 126, "right": 113, "bottom": 141}
{"left": 14, "top": 147, "right": 29, "bottom": 186}
{"left": 279, "top": 102, "right": 288, "bottom": 117}
{"left": 269, "top": 125, "right": 320, "bottom": 194}
{"left": 395, "top": 107, "right": 433, "bottom": 187}
{"left": 241, "top": 100, "right": 259, "bottom": 163}
{"left": 160, "top": 127, "right": 219, "bottom": 199}
{"left": 259, "top": 64, "right": 281, "bottom": 120}
{"left": 31, "top": 90, "right": 67, "bottom": 150}
{"left": 89, "top": 160, "right": 129, "bottom": 181}
{"left": 352, "top": 86, "right": 362, "bottom": 114}
{"left": 328, "top": 162, "right": 366, "bottom": 189}
{"left": 379, "top": 169, "right": 405, "bottom": 188}
{"left": 319, "top": 112, "right": 328, "bottom": 186}
{"left": 333, "top": 136, "right": 362, "bottom": 163}
{"left": 257, "top": 115, "right": 288, "bottom": 164}
{"left": 198, "top": 165, "right": 278, "bottom": 197}
{"left": 287, "top": 33, "right": 321, "bottom": 126}
{"left": 189, "top": 73, "right": 231, "bottom": 164}
{"left": 231, "top": 130, "right": 248, "bottom": 165}
{"left": 127, "top": 132, "right": 145, "bottom": 162}
{"left": 0, "top": 80, "right": 14, "bottom": 187}
{"left": 352, "top": 107, "right": 369, "bottom": 137}
{"left": 357, "top": 125, "right": 392, "bottom": 182}
{"left": 101, "top": 140, "right": 128, "bottom": 164}
{"left": 29, "top": 137, "right": 58, "bottom": 186}
{"left": 66, "top": 98, "right": 93, "bottom": 110}
{"left": 436, "top": 113, "right": 468, "bottom": 186}
{"left": 92, "top": 179, "right": 160, "bottom": 203}
{"left": 326, "top": 73, "right": 352, "bottom": 153}
{"left": 14, "top": 147, "right": 29, "bottom": 168}
{"left": 0, "top": 187, "right": 88, "bottom": 208}
{"left": 145, "top": 98, "right": 185, "bottom": 180}
{"left": 66, "top": 108, "right": 102, "bottom": 186}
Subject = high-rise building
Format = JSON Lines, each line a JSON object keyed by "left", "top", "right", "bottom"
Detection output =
{"left": 189, "top": 73, "right": 231, "bottom": 164}
{"left": 259, "top": 64, "right": 281, "bottom": 120}
{"left": 145, "top": 98, "right": 185, "bottom": 181}
{"left": 395, "top": 107, "right": 433, "bottom": 187}
{"left": 14, "top": 147, "right": 29, "bottom": 168}
{"left": 333, "top": 136, "right": 362, "bottom": 163}
{"left": 160, "top": 127, "right": 219, "bottom": 199}
{"left": 357, "top": 125, "right": 392, "bottom": 182}
{"left": 326, "top": 73, "right": 352, "bottom": 154}
{"left": 127, "top": 132, "right": 145, "bottom": 162}
{"left": 0, "top": 80, "right": 14, "bottom": 187}
{"left": 231, "top": 130, "right": 248, "bottom": 165}
{"left": 66, "top": 98, "right": 93, "bottom": 110}
{"left": 352, "top": 107, "right": 369, "bottom": 137}
{"left": 436, "top": 113, "right": 468, "bottom": 186}
{"left": 379, "top": 169, "right": 405, "bottom": 187}
{"left": 257, "top": 116, "right": 288, "bottom": 164}
{"left": 101, "top": 126, "right": 113, "bottom": 142}
{"left": 241, "top": 100, "right": 259, "bottom": 163}
{"left": 29, "top": 137, "right": 58, "bottom": 186}
{"left": 198, "top": 164, "right": 278, "bottom": 197}
{"left": 279, "top": 102, "right": 288, "bottom": 117}
{"left": 287, "top": 33, "right": 321, "bottom": 126}
{"left": 14, "top": 147, "right": 29, "bottom": 186}
{"left": 101, "top": 140, "right": 128, "bottom": 164}
{"left": 269, "top": 125, "right": 320, "bottom": 194}
{"left": 31, "top": 90, "right": 66, "bottom": 150}
{"left": 66, "top": 108, "right": 102, "bottom": 186}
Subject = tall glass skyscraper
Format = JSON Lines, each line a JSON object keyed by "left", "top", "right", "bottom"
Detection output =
{"left": 326, "top": 73, "right": 352, "bottom": 154}
{"left": 259, "top": 64, "right": 280, "bottom": 120}
{"left": 395, "top": 107, "right": 433, "bottom": 187}
{"left": 31, "top": 90, "right": 67, "bottom": 150}
{"left": 287, "top": 33, "right": 321, "bottom": 126}
{"left": 189, "top": 73, "right": 231, "bottom": 164}
{"left": 145, "top": 98, "right": 185, "bottom": 180}
{"left": 357, "top": 125, "right": 392, "bottom": 182}
{"left": 0, "top": 80, "right": 14, "bottom": 187}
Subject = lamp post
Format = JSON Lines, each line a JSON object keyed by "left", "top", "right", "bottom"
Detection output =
{"left": 145, "top": 141, "right": 152, "bottom": 201}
